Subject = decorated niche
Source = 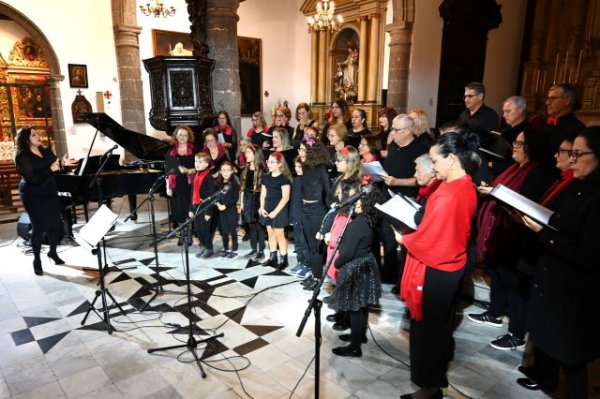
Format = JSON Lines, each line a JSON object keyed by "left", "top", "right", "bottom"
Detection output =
{"left": 0, "top": 37, "right": 52, "bottom": 145}
{"left": 333, "top": 29, "right": 359, "bottom": 102}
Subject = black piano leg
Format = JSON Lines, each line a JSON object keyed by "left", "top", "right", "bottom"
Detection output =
{"left": 128, "top": 195, "right": 138, "bottom": 222}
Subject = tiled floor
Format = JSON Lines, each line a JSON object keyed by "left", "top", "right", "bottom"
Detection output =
{"left": 0, "top": 198, "right": 598, "bottom": 398}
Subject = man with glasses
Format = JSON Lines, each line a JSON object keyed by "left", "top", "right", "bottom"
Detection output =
{"left": 456, "top": 82, "right": 499, "bottom": 150}
{"left": 544, "top": 83, "right": 585, "bottom": 148}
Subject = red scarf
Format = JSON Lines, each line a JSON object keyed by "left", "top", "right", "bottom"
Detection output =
{"left": 203, "top": 143, "right": 227, "bottom": 160}
{"left": 215, "top": 125, "right": 233, "bottom": 136}
{"left": 416, "top": 178, "right": 442, "bottom": 202}
{"left": 547, "top": 116, "right": 558, "bottom": 126}
{"left": 400, "top": 175, "right": 477, "bottom": 320}
{"left": 476, "top": 161, "right": 538, "bottom": 262}
{"left": 192, "top": 168, "right": 210, "bottom": 205}
{"left": 167, "top": 143, "right": 194, "bottom": 190}
{"left": 541, "top": 169, "right": 574, "bottom": 207}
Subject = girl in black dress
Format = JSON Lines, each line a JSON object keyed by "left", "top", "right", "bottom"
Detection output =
{"left": 348, "top": 108, "right": 372, "bottom": 148}
{"left": 240, "top": 146, "right": 267, "bottom": 260}
{"left": 215, "top": 161, "right": 240, "bottom": 258}
{"left": 259, "top": 152, "right": 292, "bottom": 269}
{"left": 15, "top": 127, "right": 76, "bottom": 275}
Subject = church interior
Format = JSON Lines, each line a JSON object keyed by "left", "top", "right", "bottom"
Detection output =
{"left": 0, "top": 0, "right": 599, "bottom": 398}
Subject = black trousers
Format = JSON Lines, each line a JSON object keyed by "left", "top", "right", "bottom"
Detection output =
{"left": 487, "top": 260, "right": 530, "bottom": 339}
{"left": 194, "top": 215, "right": 214, "bottom": 250}
{"left": 248, "top": 222, "right": 265, "bottom": 252}
{"left": 373, "top": 218, "right": 399, "bottom": 283}
{"left": 301, "top": 202, "right": 327, "bottom": 277}
{"left": 219, "top": 212, "right": 238, "bottom": 251}
{"left": 410, "top": 266, "right": 464, "bottom": 388}
{"left": 532, "top": 345, "right": 588, "bottom": 399}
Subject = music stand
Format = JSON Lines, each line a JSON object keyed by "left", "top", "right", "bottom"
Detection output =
{"left": 75, "top": 204, "right": 126, "bottom": 334}
{"left": 296, "top": 204, "right": 356, "bottom": 399}
{"left": 123, "top": 171, "right": 170, "bottom": 311}
{"left": 147, "top": 194, "right": 224, "bottom": 377}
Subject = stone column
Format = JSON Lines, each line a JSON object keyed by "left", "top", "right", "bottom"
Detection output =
{"left": 311, "top": 30, "right": 318, "bottom": 104}
{"left": 206, "top": 0, "right": 241, "bottom": 133}
{"left": 386, "top": 23, "right": 412, "bottom": 112}
{"left": 111, "top": 0, "right": 145, "bottom": 135}
{"left": 357, "top": 17, "right": 369, "bottom": 102}
{"left": 367, "top": 14, "right": 380, "bottom": 102}
{"left": 47, "top": 75, "right": 67, "bottom": 156}
{"left": 318, "top": 30, "right": 328, "bottom": 102}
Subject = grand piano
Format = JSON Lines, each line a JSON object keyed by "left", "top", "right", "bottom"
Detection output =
{"left": 56, "top": 112, "right": 172, "bottom": 221}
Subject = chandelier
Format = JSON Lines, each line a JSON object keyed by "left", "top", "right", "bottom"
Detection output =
{"left": 307, "top": 0, "right": 344, "bottom": 32}
{"left": 139, "top": 0, "right": 176, "bottom": 18}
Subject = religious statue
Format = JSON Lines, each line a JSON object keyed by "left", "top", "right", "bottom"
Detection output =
{"left": 335, "top": 40, "right": 359, "bottom": 100}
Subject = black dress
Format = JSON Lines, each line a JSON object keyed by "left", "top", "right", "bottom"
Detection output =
{"left": 15, "top": 147, "right": 62, "bottom": 233}
{"left": 261, "top": 173, "right": 290, "bottom": 228}
{"left": 169, "top": 154, "right": 194, "bottom": 224}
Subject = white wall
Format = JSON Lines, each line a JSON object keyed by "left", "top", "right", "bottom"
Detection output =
{"left": 406, "top": 0, "right": 443, "bottom": 124}
{"left": 237, "top": 0, "right": 311, "bottom": 136}
{"left": 483, "top": 0, "right": 528, "bottom": 114}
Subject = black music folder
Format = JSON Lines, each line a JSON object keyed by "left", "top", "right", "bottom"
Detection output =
{"left": 165, "top": 155, "right": 180, "bottom": 175}
{"left": 490, "top": 184, "right": 557, "bottom": 231}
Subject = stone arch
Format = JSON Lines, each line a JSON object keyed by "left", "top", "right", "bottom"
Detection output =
{"left": 0, "top": 2, "right": 67, "bottom": 155}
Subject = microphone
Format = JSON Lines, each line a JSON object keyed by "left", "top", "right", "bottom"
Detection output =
{"left": 101, "top": 145, "right": 118, "bottom": 159}
{"left": 334, "top": 184, "right": 374, "bottom": 209}
{"left": 201, "top": 183, "right": 232, "bottom": 204}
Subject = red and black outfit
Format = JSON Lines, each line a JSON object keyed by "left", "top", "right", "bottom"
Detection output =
{"left": 203, "top": 143, "right": 229, "bottom": 175}
{"left": 401, "top": 175, "right": 477, "bottom": 389}
{"left": 166, "top": 143, "right": 195, "bottom": 224}
{"left": 215, "top": 124, "right": 237, "bottom": 162}
{"left": 476, "top": 161, "right": 555, "bottom": 340}
{"left": 191, "top": 168, "right": 217, "bottom": 251}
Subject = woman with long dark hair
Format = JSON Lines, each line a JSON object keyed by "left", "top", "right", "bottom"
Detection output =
{"left": 322, "top": 99, "right": 352, "bottom": 147}
{"left": 377, "top": 106, "right": 397, "bottom": 158}
{"left": 15, "top": 127, "right": 76, "bottom": 275}
{"left": 240, "top": 145, "right": 267, "bottom": 260}
{"left": 214, "top": 110, "right": 238, "bottom": 161}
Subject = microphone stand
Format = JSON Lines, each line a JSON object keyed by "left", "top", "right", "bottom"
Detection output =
{"left": 296, "top": 203, "right": 356, "bottom": 399}
{"left": 123, "top": 173, "right": 170, "bottom": 311}
{"left": 147, "top": 193, "right": 225, "bottom": 377}
{"left": 80, "top": 150, "right": 126, "bottom": 334}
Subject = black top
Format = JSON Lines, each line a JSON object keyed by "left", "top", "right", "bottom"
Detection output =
{"left": 244, "top": 169, "right": 255, "bottom": 191}
{"left": 334, "top": 214, "right": 373, "bottom": 268}
{"left": 191, "top": 173, "right": 217, "bottom": 216}
{"left": 379, "top": 129, "right": 391, "bottom": 152}
{"left": 216, "top": 126, "right": 238, "bottom": 161}
{"left": 291, "top": 119, "right": 315, "bottom": 149}
{"left": 456, "top": 104, "right": 499, "bottom": 149}
{"left": 501, "top": 119, "right": 528, "bottom": 145}
{"left": 217, "top": 180, "right": 240, "bottom": 216}
{"left": 301, "top": 165, "right": 331, "bottom": 205}
{"left": 383, "top": 139, "right": 428, "bottom": 197}
{"left": 251, "top": 131, "right": 273, "bottom": 149}
{"left": 262, "top": 173, "right": 291, "bottom": 211}
{"left": 347, "top": 127, "right": 371, "bottom": 149}
{"left": 414, "top": 132, "right": 433, "bottom": 150}
{"left": 15, "top": 146, "right": 58, "bottom": 196}
{"left": 543, "top": 112, "right": 586, "bottom": 149}
{"left": 290, "top": 176, "right": 303, "bottom": 223}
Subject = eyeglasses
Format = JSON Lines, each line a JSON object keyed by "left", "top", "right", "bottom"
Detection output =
{"left": 512, "top": 140, "right": 527, "bottom": 148}
{"left": 463, "top": 94, "right": 478, "bottom": 99}
{"left": 276, "top": 114, "right": 285, "bottom": 118}
{"left": 391, "top": 127, "right": 409, "bottom": 132}
{"left": 568, "top": 151, "right": 594, "bottom": 160}
{"left": 546, "top": 96, "right": 564, "bottom": 102}
{"left": 556, "top": 148, "right": 571, "bottom": 156}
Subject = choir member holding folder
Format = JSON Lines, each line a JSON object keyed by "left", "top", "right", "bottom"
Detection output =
{"left": 469, "top": 128, "right": 556, "bottom": 352}
{"left": 394, "top": 132, "right": 480, "bottom": 399}
{"left": 517, "top": 128, "right": 600, "bottom": 399}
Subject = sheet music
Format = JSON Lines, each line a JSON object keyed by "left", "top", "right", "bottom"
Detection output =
{"left": 363, "top": 161, "right": 386, "bottom": 182}
{"left": 479, "top": 147, "right": 506, "bottom": 161}
{"left": 491, "top": 184, "right": 556, "bottom": 230}
{"left": 375, "top": 194, "right": 422, "bottom": 231}
{"left": 74, "top": 205, "right": 119, "bottom": 251}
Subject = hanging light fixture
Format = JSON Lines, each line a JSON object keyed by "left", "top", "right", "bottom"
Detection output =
{"left": 139, "top": 0, "right": 176, "bottom": 18}
{"left": 307, "top": 0, "right": 344, "bottom": 33}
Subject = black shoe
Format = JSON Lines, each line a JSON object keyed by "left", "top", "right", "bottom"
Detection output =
{"left": 332, "top": 346, "right": 362, "bottom": 357}
{"left": 322, "top": 295, "right": 335, "bottom": 304}
{"left": 262, "top": 252, "right": 278, "bottom": 267}
{"left": 33, "top": 258, "right": 43, "bottom": 276}
{"left": 339, "top": 334, "right": 367, "bottom": 343}
{"left": 47, "top": 252, "right": 65, "bottom": 265}
{"left": 400, "top": 389, "right": 442, "bottom": 399}
{"left": 326, "top": 313, "right": 342, "bottom": 322}
{"left": 467, "top": 311, "right": 503, "bottom": 327}
{"left": 254, "top": 251, "right": 265, "bottom": 261}
{"left": 490, "top": 333, "right": 525, "bottom": 350}
{"left": 517, "top": 365, "right": 533, "bottom": 378}
{"left": 391, "top": 284, "right": 400, "bottom": 295}
{"left": 276, "top": 254, "right": 288, "bottom": 270}
{"left": 516, "top": 377, "right": 540, "bottom": 391}
{"left": 303, "top": 279, "right": 318, "bottom": 291}
{"left": 332, "top": 321, "right": 350, "bottom": 331}
{"left": 244, "top": 249, "right": 257, "bottom": 258}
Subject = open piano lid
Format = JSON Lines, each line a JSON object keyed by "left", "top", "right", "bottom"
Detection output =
{"left": 80, "top": 112, "right": 171, "bottom": 161}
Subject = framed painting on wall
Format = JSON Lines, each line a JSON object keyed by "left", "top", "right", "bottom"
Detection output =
{"left": 152, "top": 29, "right": 193, "bottom": 56}
{"left": 68, "top": 64, "right": 88, "bottom": 88}
{"left": 238, "top": 36, "right": 261, "bottom": 116}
